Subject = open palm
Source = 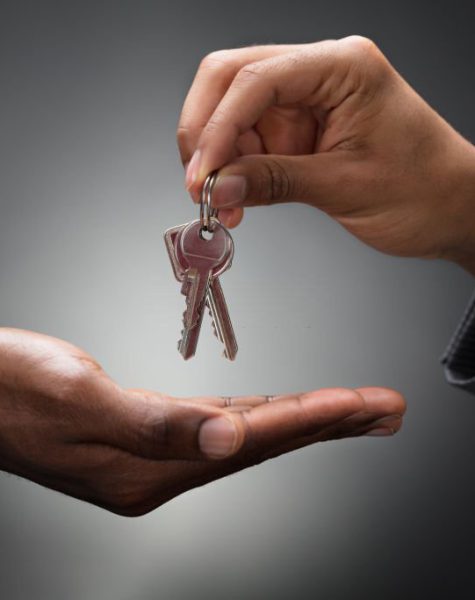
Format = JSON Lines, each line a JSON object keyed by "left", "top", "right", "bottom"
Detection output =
{"left": 0, "top": 328, "right": 404, "bottom": 516}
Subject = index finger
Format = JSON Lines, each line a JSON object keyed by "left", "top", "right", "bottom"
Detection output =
{"left": 188, "top": 36, "right": 382, "bottom": 195}
{"left": 177, "top": 44, "right": 302, "bottom": 167}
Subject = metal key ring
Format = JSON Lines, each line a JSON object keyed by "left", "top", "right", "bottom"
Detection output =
{"left": 200, "top": 171, "right": 219, "bottom": 232}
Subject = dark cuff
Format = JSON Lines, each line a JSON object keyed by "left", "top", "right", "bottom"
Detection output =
{"left": 441, "top": 292, "right": 475, "bottom": 393}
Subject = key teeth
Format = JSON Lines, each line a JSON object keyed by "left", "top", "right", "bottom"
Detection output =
{"left": 208, "top": 302, "right": 227, "bottom": 356}
{"left": 179, "top": 318, "right": 188, "bottom": 348}
{"left": 208, "top": 305, "right": 219, "bottom": 339}
{"left": 178, "top": 295, "right": 206, "bottom": 358}
{"left": 178, "top": 327, "right": 185, "bottom": 351}
{"left": 178, "top": 304, "right": 189, "bottom": 351}
{"left": 206, "top": 300, "right": 232, "bottom": 360}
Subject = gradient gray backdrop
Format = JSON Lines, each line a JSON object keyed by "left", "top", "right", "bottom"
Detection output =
{"left": 1, "top": 1, "right": 474, "bottom": 599}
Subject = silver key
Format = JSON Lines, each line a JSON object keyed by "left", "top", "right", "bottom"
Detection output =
{"left": 206, "top": 277, "right": 238, "bottom": 360}
{"left": 178, "top": 268, "right": 205, "bottom": 359}
{"left": 164, "top": 219, "right": 238, "bottom": 360}
{"left": 176, "top": 219, "right": 233, "bottom": 359}
{"left": 164, "top": 170, "right": 238, "bottom": 360}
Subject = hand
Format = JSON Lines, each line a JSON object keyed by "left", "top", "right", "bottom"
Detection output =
{"left": 178, "top": 36, "right": 475, "bottom": 274}
{"left": 0, "top": 328, "right": 404, "bottom": 516}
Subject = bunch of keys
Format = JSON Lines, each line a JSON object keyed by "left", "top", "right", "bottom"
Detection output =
{"left": 164, "top": 171, "right": 238, "bottom": 360}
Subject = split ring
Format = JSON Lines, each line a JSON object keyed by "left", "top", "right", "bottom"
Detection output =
{"left": 200, "top": 171, "right": 219, "bottom": 231}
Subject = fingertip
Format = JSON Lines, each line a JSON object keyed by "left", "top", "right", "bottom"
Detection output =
{"left": 365, "top": 414, "right": 404, "bottom": 437}
{"left": 219, "top": 208, "right": 244, "bottom": 228}
{"left": 185, "top": 149, "right": 201, "bottom": 190}
{"left": 356, "top": 387, "right": 406, "bottom": 412}
{"left": 184, "top": 180, "right": 201, "bottom": 203}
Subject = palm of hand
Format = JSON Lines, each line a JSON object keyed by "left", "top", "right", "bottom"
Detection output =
{"left": 0, "top": 329, "right": 404, "bottom": 516}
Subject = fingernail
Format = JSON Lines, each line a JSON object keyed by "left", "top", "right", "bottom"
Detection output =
{"left": 185, "top": 150, "right": 201, "bottom": 190}
{"left": 212, "top": 175, "right": 247, "bottom": 208}
{"left": 199, "top": 416, "right": 238, "bottom": 458}
{"left": 365, "top": 427, "right": 395, "bottom": 437}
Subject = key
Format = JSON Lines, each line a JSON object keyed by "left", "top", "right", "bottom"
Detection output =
{"left": 206, "top": 277, "right": 238, "bottom": 360}
{"left": 176, "top": 219, "right": 234, "bottom": 359}
{"left": 164, "top": 220, "right": 238, "bottom": 360}
{"left": 178, "top": 267, "right": 206, "bottom": 359}
{"left": 164, "top": 170, "right": 238, "bottom": 360}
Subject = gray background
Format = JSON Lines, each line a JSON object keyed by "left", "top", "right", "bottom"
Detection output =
{"left": 0, "top": 0, "right": 474, "bottom": 598}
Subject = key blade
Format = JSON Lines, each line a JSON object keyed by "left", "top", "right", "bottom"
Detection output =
{"left": 178, "top": 268, "right": 209, "bottom": 359}
{"left": 180, "top": 269, "right": 198, "bottom": 329}
{"left": 179, "top": 305, "right": 205, "bottom": 359}
{"left": 180, "top": 268, "right": 211, "bottom": 330}
{"left": 206, "top": 278, "right": 238, "bottom": 361}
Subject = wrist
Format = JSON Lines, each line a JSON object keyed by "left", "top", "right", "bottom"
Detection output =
{"left": 441, "top": 136, "right": 475, "bottom": 276}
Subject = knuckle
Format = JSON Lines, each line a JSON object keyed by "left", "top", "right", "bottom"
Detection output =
{"left": 339, "top": 388, "right": 366, "bottom": 413}
{"left": 133, "top": 398, "right": 169, "bottom": 459}
{"left": 176, "top": 125, "right": 187, "bottom": 148}
{"left": 122, "top": 394, "right": 171, "bottom": 460}
{"left": 343, "top": 35, "right": 379, "bottom": 57}
{"left": 326, "top": 388, "right": 367, "bottom": 422}
{"left": 339, "top": 35, "right": 389, "bottom": 86}
{"left": 203, "top": 108, "right": 229, "bottom": 136}
{"left": 235, "top": 62, "right": 265, "bottom": 86}
{"left": 176, "top": 124, "right": 195, "bottom": 160}
{"left": 233, "top": 414, "right": 262, "bottom": 466}
{"left": 47, "top": 356, "right": 103, "bottom": 405}
{"left": 200, "top": 49, "right": 236, "bottom": 72}
{"left": 261, "top": 159, "right": 292, "bottom": 202}
{"left": 281, "top": 50, "right": 306, "bottom": 71}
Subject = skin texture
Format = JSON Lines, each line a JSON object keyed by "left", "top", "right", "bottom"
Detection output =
{"left": 0, "top": 328, "right": 404, "bottom": 516}
{"left": 178, "top": 36, "right": 475, "bottom": 275}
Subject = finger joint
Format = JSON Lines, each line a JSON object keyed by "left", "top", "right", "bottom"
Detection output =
{"left": 262, "top": 159, "right": 293, "bottom": 202}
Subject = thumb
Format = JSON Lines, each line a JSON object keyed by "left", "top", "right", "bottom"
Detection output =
{"left": 210, "top": 153, "right": 347, "bottom": 210}
{"left": 101, "top": 389, "right": 246, "bottom": 461}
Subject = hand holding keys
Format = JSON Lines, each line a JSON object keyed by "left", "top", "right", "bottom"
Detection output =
{"left": 164, "top": 172, "right": 238, "bottom": 360}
